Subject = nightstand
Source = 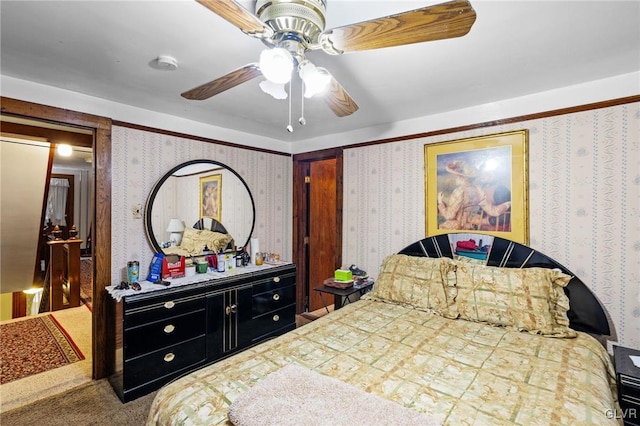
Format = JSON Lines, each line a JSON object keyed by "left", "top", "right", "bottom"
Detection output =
{"left": 614, "top": 345, "right": 640, "bottom": 426}
{"left": 313, "top": 278, "right": 374, "bottom": 314}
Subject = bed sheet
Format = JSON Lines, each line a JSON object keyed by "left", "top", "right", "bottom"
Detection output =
{"left": 147, "top": 299, "right": 620, "bottom": 426}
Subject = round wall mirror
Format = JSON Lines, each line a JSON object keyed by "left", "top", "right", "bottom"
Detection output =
{"left": 144, "top": 159, "right": 255, "bottom": 255}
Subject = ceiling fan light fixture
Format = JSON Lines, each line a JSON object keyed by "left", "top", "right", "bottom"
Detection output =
{"left": 299, "top": 61, "right": 330, "bottom": 98}
{"left": 183, "top": 0, "right": 475, "bottom": 118}
{"left": 259, "top": 79, "right": 288, "bottom": 99}
{"left": 259, "top": 48, "right": 293, "bottom": 84}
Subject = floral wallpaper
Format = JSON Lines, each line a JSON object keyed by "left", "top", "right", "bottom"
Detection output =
{"left": 343, "top": 102, "right": 640, "bottom": 349}
{"left": 110, "top": 126, "right": 292, "bottom": 285}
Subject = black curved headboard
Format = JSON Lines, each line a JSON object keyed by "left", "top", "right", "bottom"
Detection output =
{"left": 398, "top": 234, "right": 610, "bottom": 336}
{"left": 193, "top": 217, "right": 228, "bottom": 234}
{"left": 193, "top": 218, "right": 234, "bottom": 250}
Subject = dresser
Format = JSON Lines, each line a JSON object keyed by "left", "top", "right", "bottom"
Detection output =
{"left": 614, "top": 345, "right": 640, "bottom": 426}
{"left": 109, "top": 263, "right": 296, "bottom": 402}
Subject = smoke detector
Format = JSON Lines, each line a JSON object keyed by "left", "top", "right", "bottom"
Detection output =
{"left": 150, "top": 55, "right": 178, "bottom": 71}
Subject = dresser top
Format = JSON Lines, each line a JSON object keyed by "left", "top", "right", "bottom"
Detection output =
{"left": 107, "top": 262, "right": 293, "bottom": 302}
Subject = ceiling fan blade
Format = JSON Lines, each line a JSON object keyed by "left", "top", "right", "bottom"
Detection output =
{"left": 196, "top": 0, "right": 272, "bottom": 38}
{"left": 323, "top": 76, "right": 359, "bottom": 117}
{"left": 319, "top": 0, "right": 476, "bottom": 54}
{"left": 181, "top": 64, "right": 262, "bottom": 100}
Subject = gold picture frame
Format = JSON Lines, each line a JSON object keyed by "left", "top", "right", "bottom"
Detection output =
{"left": 424, "top": 130, "right": 529, "bottom": 244}
{"left": 199, "top": 174, "right": 222, "bottom": 222}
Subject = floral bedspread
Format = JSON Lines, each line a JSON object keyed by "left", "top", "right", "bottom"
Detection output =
{"left": 147, "top": 299, "right": 620, "bottom": 426}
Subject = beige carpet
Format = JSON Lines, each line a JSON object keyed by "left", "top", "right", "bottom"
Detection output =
{"left": 0, "top": 305, "right": 92, "bottom": 413}
{"left": 0, "top": 378, "right": 156, "bottom": 426}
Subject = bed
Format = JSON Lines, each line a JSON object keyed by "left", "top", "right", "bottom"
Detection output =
{"left": 146, "top": 233, "right": 620, "bottom": 425}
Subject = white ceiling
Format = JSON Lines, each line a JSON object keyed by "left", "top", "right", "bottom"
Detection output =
{"left": 1, "top": 1, "right": 639, "bottom": 147}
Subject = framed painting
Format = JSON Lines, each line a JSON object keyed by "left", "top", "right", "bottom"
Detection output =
{"left": 424, "top": 130, "right": 529, "bottom": 244}
{"left": 199, "top": 174, "right": 222, "bottom": 222}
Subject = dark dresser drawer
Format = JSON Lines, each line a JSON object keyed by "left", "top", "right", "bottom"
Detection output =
{"left": 619, "top": 377, "right": 640, "bottom": 426}
{"left": 251, "top": 304, "right": 296, "bottom": 340}
{"left": 125, "top": 309, "right": 206, "bottom": 358}
{"left": 124, "top": 336, "right": 206, "bottom": 390}
{"left": 614, "top": 345, "right": 640, "bottom": 426}
{"left": 252, "top": 272, "right": 295, "bottom": 295}
{"left": 252, "top": 284, "right": 295, "bottom": 317}
{"left": 125, "top": 295, "right": 205, "bottom": 328}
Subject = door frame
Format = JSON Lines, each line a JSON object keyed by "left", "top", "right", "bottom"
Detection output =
{"left": 1, "top": 96, "right": 113, "bottom": 379}
{"left": 292, "top": 147, "right": 343, "bottom": 313}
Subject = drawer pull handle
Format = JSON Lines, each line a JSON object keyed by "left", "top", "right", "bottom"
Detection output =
{"left": 163, "top": 324, "right": 175, "bottom": 334}
{"left": 273, "top": 276, "right": 280, "bottom": 283}
{"left": 225, "top": 304, "right": 237, "bottom": 315}
{"left": 164, "top": 301, "right": 175, "bottom": 309}
{"left": 273, "top": 314, "right": 280, "bottom": 322}
{"left": 164, "top": 353, "right": 175, "bottom": 362}
{"left": 273, "top": 293, "right": 280, "bottom": 301}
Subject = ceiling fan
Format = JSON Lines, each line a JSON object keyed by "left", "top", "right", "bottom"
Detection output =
{"left": 182, "top": 0, "right": 476, "bottom": 125}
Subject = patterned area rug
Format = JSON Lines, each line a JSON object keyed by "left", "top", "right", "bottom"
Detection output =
{"left": 80, "top": 258, "right": 92, "bottom": 307}
{"left": 0, "top": 315, "right": 85, "bottom": 384}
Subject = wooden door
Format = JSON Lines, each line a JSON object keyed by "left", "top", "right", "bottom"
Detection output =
{"left": 307, "top": 158, "right": 337, "bottom": 312}
{"left": 293, "top": 148, "right": 343, "bottom": 314}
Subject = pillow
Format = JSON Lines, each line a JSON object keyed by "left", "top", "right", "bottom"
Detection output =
{"left": 198, "top": 229, "right": 233, "bottom": 253}
{"left": 365, "top": 254, "right": 458, "bottom": 318}
{"left": 179, "top": 227, "right": 200, "bottom": 254}
{"left": 179, "top": 227, "right": 233, "bottom": 255}
{"left": 453, "top": 262, "right": 576, "bottom": 337}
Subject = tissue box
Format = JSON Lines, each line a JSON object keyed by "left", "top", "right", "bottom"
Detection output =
{"left": 162, "top": 254, "right": 186, "bottom": 279}
{"left": 334, "top": 269, "right": 353, "bottom": 282}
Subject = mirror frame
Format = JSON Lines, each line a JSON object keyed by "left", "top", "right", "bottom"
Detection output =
{"left": 144, "top": 159, "right": 256, "bottom": 254}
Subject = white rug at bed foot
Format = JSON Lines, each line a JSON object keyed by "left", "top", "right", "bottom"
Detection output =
{"left": 228, "top": 364, "right": 441, "bottom": 426}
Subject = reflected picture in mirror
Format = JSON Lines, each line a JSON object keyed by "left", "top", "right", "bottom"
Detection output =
{"left": 144, "top": 160, "right": 255, "bottom": 256}
{"left": 199, "top": 173, "right": 222, "bottom": 221}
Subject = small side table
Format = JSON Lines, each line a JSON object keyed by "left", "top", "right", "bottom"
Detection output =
{"left": 613, "top": 345, "right": 640, "bottom": 426}
{"left": 314, "top": 278, "right": 374, "bottom": 314}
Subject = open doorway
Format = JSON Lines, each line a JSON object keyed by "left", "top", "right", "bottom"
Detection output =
{"left": 1, "top": 116, "right": 93, "bottom": 315}
{"left": 0, "top": 98, "right": 112, "bottom": 380}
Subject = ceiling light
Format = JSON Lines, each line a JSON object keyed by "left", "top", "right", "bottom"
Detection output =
{"left": 57, "top": 144, "right": 72, "bottom": 157}
{"left": 259, "top": 80, "right": 288, "bottom": 99}
{"left": 259, "top": 48, "right": 293, "bottom": 84}
{"left": 298, "top": 61, "right": 331, "bottom": 98}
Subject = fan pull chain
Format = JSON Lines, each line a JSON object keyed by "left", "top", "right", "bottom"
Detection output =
{"left": 286, "top": 80, "right": 293, "bottom": 133}
{"left": 299, "top": 82, "right": 306, "bottom": 126}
